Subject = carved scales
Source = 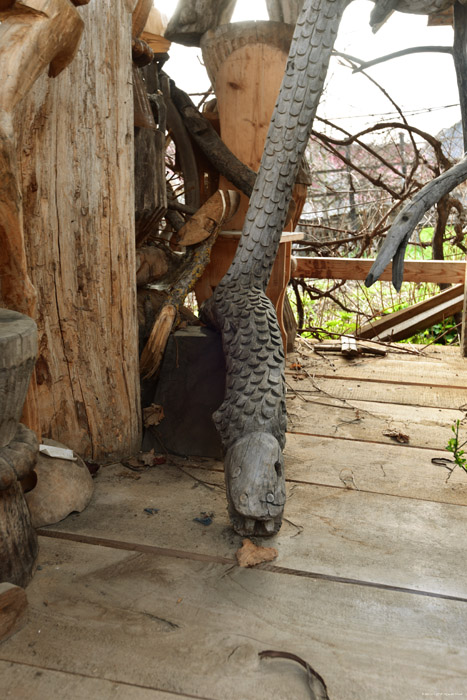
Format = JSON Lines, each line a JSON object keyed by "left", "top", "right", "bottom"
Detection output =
{"left": 202, "top": 0, "right": 350, "bottom": 536}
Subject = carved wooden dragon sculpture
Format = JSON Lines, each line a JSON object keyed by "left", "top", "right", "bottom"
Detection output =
{"left": 200, "top": 0, "right": 460, "bottom": 536}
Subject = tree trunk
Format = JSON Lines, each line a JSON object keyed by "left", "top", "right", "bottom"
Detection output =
{"left": 16, "top": 0, "right": 141, "bottom": 461}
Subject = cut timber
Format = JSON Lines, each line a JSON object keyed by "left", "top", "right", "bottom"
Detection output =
{"left": 0, "top": 584, "right": 27, "bottom": 644}
{"left": 141, "top": 7, "right": 170, "bottom": 53}
{"left": 17, "top": 0, "right": 141, "bottom": 460}
{"left": 294, "top": 257, "right": 465, "bottom": 284}
{"left": 174, "top": 189, "right": 240, "bottom": 246}
{"left": 201, "top": 21, "right": 294, "bottom": 230}
{"left": 358, "top": 284, "right": 464, "bottom": 342}
{"left": 341, "top": 335, "right": 358, "bottom": 357}
{"left": 132, "top": 0, "right": 153, "bottom": 38}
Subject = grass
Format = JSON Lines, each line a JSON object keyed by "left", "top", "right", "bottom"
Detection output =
{"left": 291, "top": 227, "right": 463, "bottom": 345}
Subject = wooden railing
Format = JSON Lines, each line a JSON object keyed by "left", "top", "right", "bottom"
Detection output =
{"left": 294, "top": 257, "right": 465, "bottom": 285}
{"left": 292, "top": 257, "right": 467, "bottom": 354}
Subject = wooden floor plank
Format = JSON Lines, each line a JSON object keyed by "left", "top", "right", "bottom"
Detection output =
{"left": 286, "top": 373, "right": 467, "bottom": 409}
{"left": 286, "top": 356, "right": 467, "bottom": 389}
{"left": 287, "top": 395, "right": 464, "bottom": 449}
{"left": 284, "top": 432, "right": 467, "bottom": 504}
{"left": 1, "top": 538, "right": 466, "bottom": 700}
{"left": 0, "top": 660, "right": 190, "bottom": 700}
{"left": 44, "top": 462, "right": 467, "bottom": 598}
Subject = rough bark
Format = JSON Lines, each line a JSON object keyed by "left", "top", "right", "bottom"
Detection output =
{"left": 16, "top": 0, "right": 141, "bottom": 461}
{"left": 202, "top": 0, "right": 349, "bottom": 536}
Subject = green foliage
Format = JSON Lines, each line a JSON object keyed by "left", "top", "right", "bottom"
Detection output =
{"left": 293, "top": 226, "right": 463, "bottom": 345}
{"left": 446, "top": 420, "right": 467, "bottom": 474}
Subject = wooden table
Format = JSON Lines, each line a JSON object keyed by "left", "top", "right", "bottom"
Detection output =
{"left": 194, "top": 230, "right": 303, "bottom": 352}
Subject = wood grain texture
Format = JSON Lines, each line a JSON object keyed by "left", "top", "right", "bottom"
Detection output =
{"left": 0, "top": 661, "right": 187, "bottom": 700}
{"left": 3, "top": 535, "right": 466, "bottom": 699}
{"left": 294, "top": 257, "right": 466, "bottom": 284}
{"left": 16, "top": 0, "right": 141, "bottom": 460}
{"left": 0, "top": 584, "right": 28, "bottom": 644}
{"left": 0, "top": 480, "right": 38, "bottom": 587}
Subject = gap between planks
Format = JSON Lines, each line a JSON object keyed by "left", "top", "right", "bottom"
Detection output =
{"left": 37, "top": 530, "right": 467, "bottom": 606}
{"left": 285, "top": 371, "right": 467, "bottom": 392}
{"left": 0, "top": 658, "right": 216, "bottom": 700}
{"left": 286, "top": 428, "right": 449, "bottom": 452}
{"left": 180, "top": 460, "right": 467, "bottom": 509}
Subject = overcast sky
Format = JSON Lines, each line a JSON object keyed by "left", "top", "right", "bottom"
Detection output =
{"left": 154, "top": 0, "right": 460, "bottom": 141}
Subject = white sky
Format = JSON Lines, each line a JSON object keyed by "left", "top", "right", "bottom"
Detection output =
{"left": 154, "top": 0, "right": 460, "bottom": 139}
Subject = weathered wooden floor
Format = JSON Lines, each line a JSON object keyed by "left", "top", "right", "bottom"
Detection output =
{"left": 2, "top": 341, "right": 467, "bottom": 699}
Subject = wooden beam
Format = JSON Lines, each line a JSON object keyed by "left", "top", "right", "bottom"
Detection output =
{"left": 294, "top": 257, "right": 466, "bottom": 285}
{"left": 357, "top": 284, "right": 464, "bottom": 342}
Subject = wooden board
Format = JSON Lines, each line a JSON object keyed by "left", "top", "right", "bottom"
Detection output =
{"left": 286, "top": 354, "right": 467, "bottom": 389}
{"left": 0, "top": 660, "right": 185, "bottom": 700}
{"left": 283, "top": 432, "right": 467, "bottom": 504}
{"left": 286, "top": 373, "right": 467, "bottom": 410}
{"left": 294, "top": 257, "right": 466, "bottom": 284}
{"left": 1, "top": 537, "right": 467, "bottom": 699}
{"left": 41, "top": 462, "right": 467, "bottom": 596}
{"left": 357, "top": 284, "right": 464, "bottom": 341}
{"left": 286, "top": 394, "right": 465, "bottom": 450}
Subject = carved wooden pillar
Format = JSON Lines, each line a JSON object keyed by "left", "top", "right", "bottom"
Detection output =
{"left": 196, "top": 22, "right": 305, "bottom": 349}
{"left": 0, "top": 310, "right": 39, "bottom": 589}
{"left": 201, "top": 21, "right": 295, "bottom": 230}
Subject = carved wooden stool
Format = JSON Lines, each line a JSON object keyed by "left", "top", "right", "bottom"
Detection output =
{"left": 0, "top": 310, "right": 39, "bottom": 589}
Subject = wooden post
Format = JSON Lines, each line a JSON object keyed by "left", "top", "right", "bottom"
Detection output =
{"left": 16, "top": 0, "right": 142, "bottom": 461}
{"left": 201, "top": 21, "right": 295, "bottom": 230}
{"left": 198, "top": 22, "right": 305, "bottom": 351}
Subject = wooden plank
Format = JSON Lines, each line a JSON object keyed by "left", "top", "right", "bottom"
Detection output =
{"left": 358, "top": 285, "right": 464, "bottom": 341}
{"left": 287, "top": 354, "right": 467, "bottom": 389}
{"left": 293, "top": 257, "right": 466, "bottom": 284}
{"left": 2, "top": 537, "right": 467, "bottom": 699}
{"left": 286, "top": 374, "right": 467, "bottom": 409}
{"left": 283, "top": 432, "right": 467, "bottom": 505}
{"left": 43, "top": 462, "right": 467, "bottom": 594}
{"left": 0, "top": 660, "right": 186, "bottom": 700}
{"left": 286, "top": 394, "right": 465, "bottom": 450}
